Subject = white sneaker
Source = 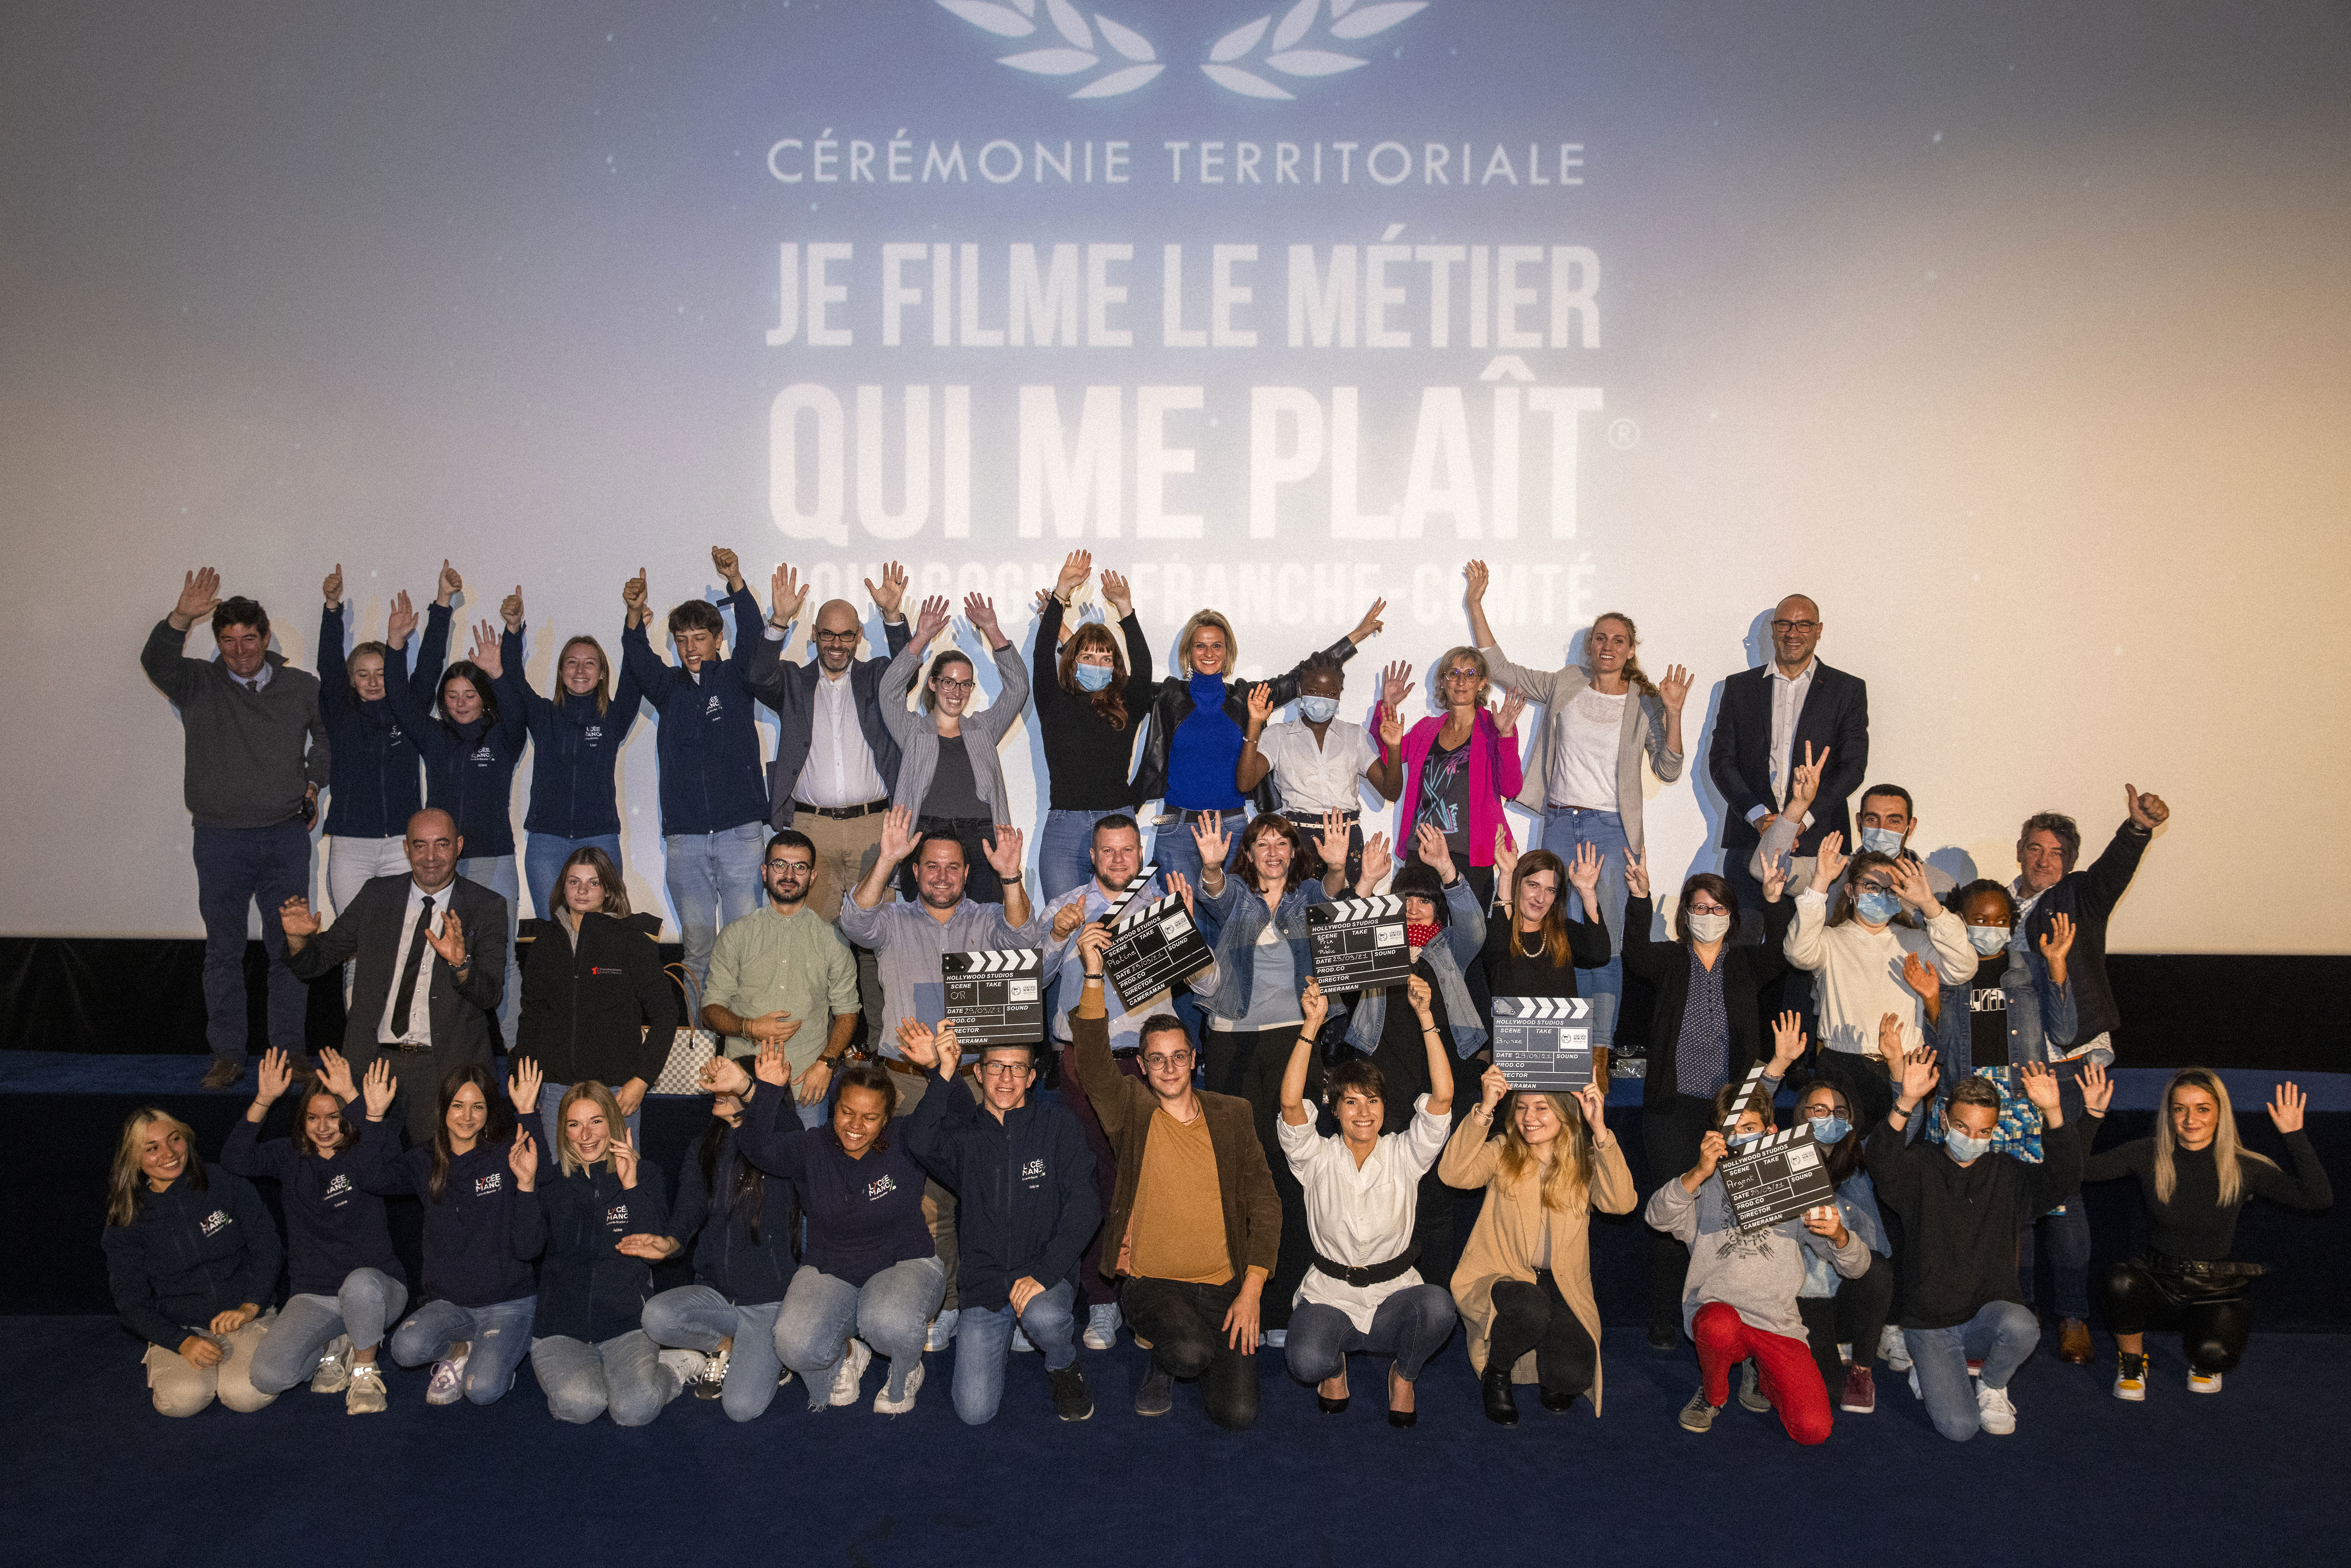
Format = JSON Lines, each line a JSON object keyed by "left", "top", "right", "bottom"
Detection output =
{"left": 1011, "top": 1327, "right": 1036, "bottom": 1353}
{"left": 2188, "top": 1369, "right": 2224, "bottom": 1394}
{"left": 344, "top": 1361, "right": 387, "bottom": 1415}
{"left": 1083, "top": 1303, "right": 1122, "bottom": 1351}
{"left": 1976, "top": 1382, "right": 2017, "bottom": 1435}
{"left": 827, "top": 1338, "right": 873, "bottom": 1408}
{"left": 426, "top": 1350, "right": 470, "bottom": 1406}
{"left": 1880, "top": 1326, "right": 1913, "bottom": 1372}
{"left": 310, "top": 1336, "right": 353, "bottom": 1394}
{"left": 873, "top": 1359, "right": 925, "bottom": 1415}
{"left": 657, "top": 1348, "right": 709, "bottom": 1390}
{"left": 925, "top": 1310, "right": 960, "bottom": 1352}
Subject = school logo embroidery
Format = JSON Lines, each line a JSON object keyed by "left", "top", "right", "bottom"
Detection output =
{"left": 1020, "top": 1157, "right": 1046, "bottom": 1180}
{"left": 475, "top": 1172, "right": 503, "bottom": 1197}
{"left": 866, "top": 1174, "right": 898, "bottom": 1200}
{"left": 471, "top": 745, "right": 494, "bottom": 763}
{"left": 389, "top": 724, "right": 407, "bottom": 744}
{"left": 200, "top": 1209, "right": 232, "bottom": 1237}
{"left": 323, "top": 1172, "right": 353, "bottom": 1202}
{"left": 585, "top": 724, "right": 605, "bottom": 744}
{"left": 606, "top": 1204, "right": 631, "bottom": 1226}
{"left": 705, "top": 694, "right": 724, "bottom": 719}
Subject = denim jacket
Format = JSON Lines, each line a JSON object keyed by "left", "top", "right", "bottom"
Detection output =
{"left": 1797, "top": 1169, "right": 1888, "bottom": 1298}
{"left": 1929, "top": 941, "right": 2086, "bottom": 1087}
{"left": 1343, "top": 878, "right": 1488, "bottom": 1059}
{"left": 1196, "top": 874, "right": 1333, "bottom": 1025}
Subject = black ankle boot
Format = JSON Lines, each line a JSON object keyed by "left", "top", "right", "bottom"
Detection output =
{"left": 1481, "top": 1364, "right": 1519, "bottom": 1426}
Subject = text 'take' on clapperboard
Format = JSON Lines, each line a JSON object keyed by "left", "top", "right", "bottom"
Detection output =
{"left": 1095, "top": 866, "right": 1212, "bottom": 1013}
{"left": 1713, "top": 1063, "right": 1839, "bottom": 1233}
{"left": 941, "top": 948, "right": 1043, "bottom": 1048}
{"left": 1306, "top": 894, "right": 1412, "bottom": 994}
{"left": 1492, "top": 996, "right": 1594, "bottom": 1090}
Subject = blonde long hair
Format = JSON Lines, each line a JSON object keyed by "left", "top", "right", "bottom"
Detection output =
{"left": 1494, "top": 1092, "right": 1596, "bottom": 1212}
{"left": 107, "top": 1108, "right": 205, "bottom": 1228}
{"left": 2154, "top": 1067, "right": 2277, "bottom": 1209}
{"left": 555, "top": 1080, "right": 628, "bottom": 1178}
{"left": 1584, "top": 611, "right": 1660, "bottom": 699}
{"left": 1174, "top": 609, "right": 1237, "bottom": 677}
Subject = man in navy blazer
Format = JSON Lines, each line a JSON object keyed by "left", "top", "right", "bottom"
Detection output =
{"left": 1707, "top": 594, "right": 1870, "bottom": 914}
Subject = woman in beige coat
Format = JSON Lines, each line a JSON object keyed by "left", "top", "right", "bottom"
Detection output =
{"left": 1440, "top": 1064, "right": 1637, "bottom": 1425}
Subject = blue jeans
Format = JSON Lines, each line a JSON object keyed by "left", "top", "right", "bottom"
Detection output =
{"left": 664, "top": 822, "right": 768, "bottom": 994}
{"left": 1039, "top": 809, "right": 1121, "bottom": 902}
{"left": 525, "top": 832, "right": 625, "bottom": 923}
{"left": 640, "top": 1287, "right": 786, "bottom": 1423}
{"left": 191, "top": 821, "right": 313, "bottom": 1063}
{"left": 1904, "top": 1301, "right": 2039, "bottom": 1441}
{"left": 774, "top": 1257, "right": 946, "bottom": 1410}
{"left": 530, "top": 1328, "right": 681, "bottom": 1426}
{"left": 1283, "top": 1285, "right": 1458, "bottom": 1386}
{"left": 951, "top": 1279, "right": 1078, "bottom": 1426}
{"left": 389, "top": 1295, "right": 536, "bottom": 1404}
{"left": 1150, "top": 809, "right": 1243, "bottom": 1042}
{"left": 539, "top": 1082, "right": 644, "bottom": 1148}
{"left": 1540, "top": 806, "right": 1630, "bottom": 1048}
{"left": 248, "top": 1267, "right": 410, "bottom": 1395}
{"left": 455, "top": 852, "right": 521, "bottom": 1045}
{"left": 2021, "top": 1202, "right": 2094, "bottom": 1321}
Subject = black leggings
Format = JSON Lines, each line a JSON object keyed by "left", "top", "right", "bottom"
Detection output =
{"left": 2098, "top": 1260, "right": 2253, "bottom": 1375}
{"left": 1485, "top": 1271, "right": 1597, "bottom": 1398}
{"left": 1797, "top": 1251, "right": 1896, "bottom": 1390}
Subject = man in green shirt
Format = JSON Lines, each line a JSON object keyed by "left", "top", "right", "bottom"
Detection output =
{"left": 701, "top": 830, "right": 860, "bottom": 1128}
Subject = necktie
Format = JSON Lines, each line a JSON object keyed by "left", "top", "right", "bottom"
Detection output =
{"left": 390, "top": 895, "right": 435, "bottom": 1038}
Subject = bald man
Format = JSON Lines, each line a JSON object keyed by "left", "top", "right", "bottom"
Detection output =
{"left": 282, "top": 809, "right": 511, "bottom": 1141}
{"left": 1706, "top": 594, "right": 1870, "bottom": 921}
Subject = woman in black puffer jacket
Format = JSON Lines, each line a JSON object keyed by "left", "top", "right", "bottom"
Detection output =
{"left": 513, "top": 846, "right": 679, "bottom": 1141}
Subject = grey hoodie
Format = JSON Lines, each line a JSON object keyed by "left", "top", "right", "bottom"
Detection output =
{"left": 1645, "top": 1167, "right": 1870, "bottom": 1343}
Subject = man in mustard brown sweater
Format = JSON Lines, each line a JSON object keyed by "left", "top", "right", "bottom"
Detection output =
{"left": 1070, "top": 924, "right": 1280, "bottom": 1429}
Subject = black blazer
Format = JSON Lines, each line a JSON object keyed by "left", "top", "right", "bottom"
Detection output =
{"left": 746, "top": 617, "right": 914, "bottom": 826}
{"left": 1622, "top": 894, "right": 1792, "bottom": 1113}
{"left": 1707, "top": 659, "right": 1869, "bottom": 854}
{"left": 288, "top": 873, "right": 509, "bottom": 1063}
{"left": 512, "top": 911, "right": 679, "bottom": 1089}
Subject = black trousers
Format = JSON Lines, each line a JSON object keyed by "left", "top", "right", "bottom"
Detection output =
{"left": 1797, "top": 1251, "right": 1897, "bottom": 1389}
{"left": 1642, "top": 1095, "right": 1719, "bottom": 1331}
{"left": 1200, "top": 1023, "right": 1315, "bottom": 1329}
{"left": 1485, "top": 1271, "right": 1597, "bottom": 1398}
{"left": 1124, "top": 1275, "right": 1260, "bottom": 1430}
{"left": 2099, "top": 1259, "right": 2254, "bottom": 1374}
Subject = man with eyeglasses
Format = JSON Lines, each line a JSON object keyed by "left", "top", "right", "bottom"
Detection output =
{"left": 898, "top": 1017, "right": 1102, "bottom": 1424}
{"left": 1707, "top": 595, "right": 1869, "bottom": 927}
{"left": 701, "top": 831, "right": 860, "bottom": 1128}
{"left": 1068, "top": 925, "right": 1281, "bottom": 1429}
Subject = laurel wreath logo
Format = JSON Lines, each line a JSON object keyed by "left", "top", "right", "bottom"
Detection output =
{"left": 934, "top": 0, "right": 1428, "bottom": 101}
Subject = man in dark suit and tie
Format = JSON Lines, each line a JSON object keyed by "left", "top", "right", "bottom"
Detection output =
{"left": 1707, "top": 595, "right": 1870, "bottom": 921}
{"left": 279, "top": 807, "right": 510, "bottom": 1142}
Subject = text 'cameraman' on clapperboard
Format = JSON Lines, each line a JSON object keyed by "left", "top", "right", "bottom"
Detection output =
{"left": 1713, "top": 1063, "right": 1839, "bottom": 1233}
{"left": 941, "top": 948, "right": 1042, "bottom": 1048}
{"left": 1097, "top": 866, "right": 1212, "bottom": 1013}
{"left": 1306, "top": 894, "right": 1413, "bottom": 994}
{"left": 1492, "top": 996, "right": 1594, "bottom": 1090}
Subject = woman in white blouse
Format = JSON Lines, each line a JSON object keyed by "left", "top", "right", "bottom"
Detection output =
{"left": 1276, "top": 977, "right": 1459, "bottom": 1429}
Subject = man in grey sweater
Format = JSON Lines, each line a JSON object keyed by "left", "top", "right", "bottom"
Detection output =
{"left": 140, "top": 568, "right": 331, "bottom": 1087}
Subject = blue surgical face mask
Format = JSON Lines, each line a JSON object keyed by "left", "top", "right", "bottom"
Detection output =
{"left": 1968, "top": 924, "right": 2011, "bottom": 957}
{"left": 1859, "top": 826, "right": 1905, "bottom": 857}
{"left": 1297, "top": 693, "right": 1340, "bottom": 723}
{"left": 1074, "top": 663, "right": 1114, "bottom": 692}
{"left": 1808, "top": 1114, "right": 1851, "bottom": 1145}
{"left": 1945, "top": 1127, "right": 1992, "bottom": 1164}
{"left": 1854, "top": 890, "right": 1900, "bottom": 926}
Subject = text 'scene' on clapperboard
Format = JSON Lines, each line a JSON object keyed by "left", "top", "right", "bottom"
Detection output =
{"left": 1101, "top": 872, "right": 1212, "bottom": 1013}
{"left": 1306, "top": 894, "right": 1414, "bottom": 994}
{"left": 941, "top": 949, "right": 1042, "bottom": 1048}
{"left": 1492, "top": 996, "right": 1594, "bottom": 1090}
{"left": 1718, "top": 1125, "right": 1840, "bottom": 1233}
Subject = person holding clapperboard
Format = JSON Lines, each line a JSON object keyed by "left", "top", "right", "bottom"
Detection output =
{"left": 1646, "top": 1054, "right": 1873, "bottom": 1444}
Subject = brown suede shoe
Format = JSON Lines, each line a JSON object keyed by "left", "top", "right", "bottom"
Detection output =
{"left": 201, "top": 1058, "right": 245, "bottom": 1090}
{"left": 2058, "top": 1318, "right": 2094, "bottom": 1364}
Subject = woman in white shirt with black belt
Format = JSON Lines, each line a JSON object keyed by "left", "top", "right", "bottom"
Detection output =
{"left": 1465, "top": 561, "right": 1691, "bottom": 1060}
{"left": 1275, "top": 977, "right": 1459, "bottom": 1429}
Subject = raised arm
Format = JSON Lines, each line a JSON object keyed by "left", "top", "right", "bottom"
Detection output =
{"left": 1280, "top": 981, "right": 1329, "bottom": 1125}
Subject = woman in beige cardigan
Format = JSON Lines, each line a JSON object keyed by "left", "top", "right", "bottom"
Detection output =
{"left": 1440, "top": 1064, "right": 1637, "bottom": 1425}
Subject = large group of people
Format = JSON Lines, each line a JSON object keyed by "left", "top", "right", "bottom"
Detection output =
{"left": 113, "top": 553, "right": 2329, "bottom": 1436}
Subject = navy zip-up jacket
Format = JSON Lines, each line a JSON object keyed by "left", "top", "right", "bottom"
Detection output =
{"left": 735, "top": 1081, "right": 932, "bottom": 1287}
{"left": 620, "top": 586, "right": 770, "bottom": 837}
{"left": 220, "top": 1114, "right": 406, "bottom": 1298}
{"left": 670, "top": 1112, "right": 799, "bottom": 1305}
{"left": 382, "top": 645, "right": 528, "bottom": 858}
{"left": 317, "top": 602, "right": 424, "bottom": 839}
{"left": 905, "top": 1074, "right": 1098, "bottom": 1312}
{"left": 513, "top": 1158, "right": 670, "bottom": 1342}
{"left": 498, "top": 626, "right": 644, "bottom": 839}
{"left": 354, "top": 1112, "right": 541, "bottom": 1310}
{"left": 101, "top": 1168, "right": 282, "bottom": 1350}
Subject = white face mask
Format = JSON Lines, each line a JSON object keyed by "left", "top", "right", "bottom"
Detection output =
{"left": 1684, "top": 910, "right": 1730, "bottom": 943}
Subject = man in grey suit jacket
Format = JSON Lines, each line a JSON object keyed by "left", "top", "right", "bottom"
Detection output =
{"left": 279, "top": 808, "right": 510, "bottom": 1143}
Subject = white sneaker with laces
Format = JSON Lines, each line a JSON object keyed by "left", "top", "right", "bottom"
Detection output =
{"left": 657, "top": 1348, "right": 709, "bottom": 1390}
{"left": 1880, "top": 1326, "right": 1913, "bottom": 1372}
{"left": 828, "top": 1338, "right": 874, "bottom": 1407}
{"left": 426, "top": 1351, "right": 470, "bottom": 1406}
{"left": 310, "top": 1336, "right": 353, "bottom": 1395}
{"left": 1976, "top": 1382, "right": 2017, "bottom": 1435}
{"left": 2188, "top": 1369, "right": 2224, "bottom": 1394}
{"left": 344, "top": 1361, "right": 387, "bottom": 1415}
{"left": 873, "top": 1359, "right": 925, "bottom": 1415}
{"left": 925, "top": 1310, "right": 960, "bottom": 1352}
{"left": 1083, "top": 1303, "right": 1122, "bottom": 1351}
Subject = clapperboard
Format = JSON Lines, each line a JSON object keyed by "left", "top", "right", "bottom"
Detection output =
{"left": 1491, "top": 996, "right": 1594, "bottom": 1090}
{"left": 1096, "top": 867, "right": 1213, "bottom": 1013}
{"left": 941, "top": 948, "right": 1043, "bottom": 1048}
{"left": 1713, "top": 1063, "right": 1838, "bottom": 1233}
{"left": 1306, "top": 894, "right": 1413, "bottom": 994}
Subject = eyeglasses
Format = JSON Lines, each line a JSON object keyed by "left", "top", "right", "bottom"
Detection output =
{"left": 814, "top": 629, "right": 860, "bottom": 643}
{"left": 1855, "top": 879, "right": 1893, "bottom": 896}
{"left": 765, "top": 859, "right": 812, "bottom": 874}
{"left": 933, "top": 678, "right": 975, "bottom": 693}
{"left": 976, "top": 1061, "right": 1029, "bottom": 1079}
{"left": 1685, "top": 902, "right": 1728, "bottom": 917}
{"left": 1770, "top": 619, "right": 1820, "bottom": 633}
{"left": 1141, "top": 1051, "right": 1193, "bottom": 1071}
{"left": 1441, "top": 668, "right": 1484, "bottom": 682}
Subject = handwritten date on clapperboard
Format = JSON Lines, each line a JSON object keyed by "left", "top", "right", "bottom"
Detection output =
{"left": 1492, "top": 996, "right": 1593, "bottom": 1090}
{"left": 1306, "top": 895, "right": 1413, "bottom": 994}
{"left": 1716, "top": 1125, "right": 1841, "bottom": 1234}
{"left": 941, "top": 948, "right": 1042, "bottom": 1047}
{"left": 1102, "top": 893, "right": 1213, "bottom": 1013}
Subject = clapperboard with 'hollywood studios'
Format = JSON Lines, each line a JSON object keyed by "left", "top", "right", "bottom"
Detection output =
{"left": 1095, "top": 865, "right": 1214, "bottom": 1013}
{"left": 1712, "top": 1062, "right": 1840, "bottom": 1233}
{"left": 941, "top": 947, "right": 1042, "bottom": 1048}
{"left": 1492, "top": 996, "right": 1594, "bottom": 1090}
{"left": 1306, "top": 893, "right": 1413, "bottom": 994}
